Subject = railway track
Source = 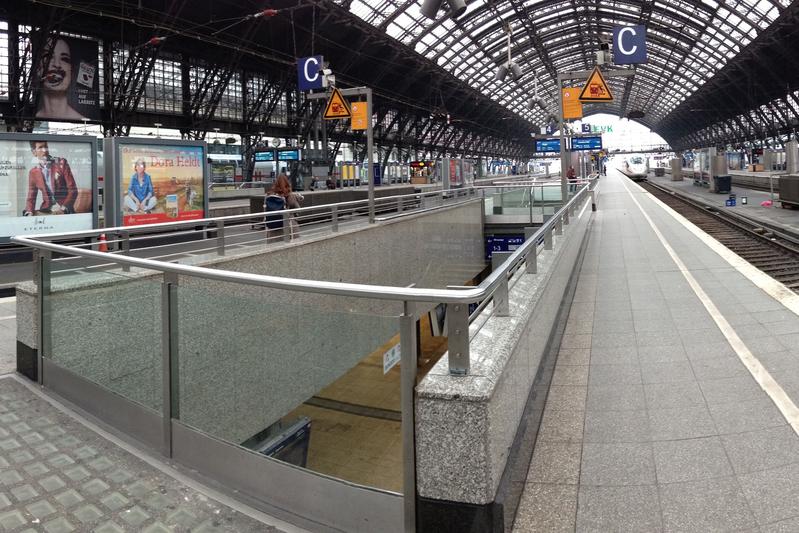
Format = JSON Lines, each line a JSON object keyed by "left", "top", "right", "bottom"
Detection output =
{"left": 639, "top": 181, "right": 799, "bottom": 291}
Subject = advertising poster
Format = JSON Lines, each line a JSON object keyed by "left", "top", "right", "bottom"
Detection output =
{"left": 119, "top": 143, "right": 205, "bottom": 226}
{"left": 35, "top": 34, "right": 100, "bottom": 121}
{"left": 0, "top": 138, "right": 95, "bottom": 239}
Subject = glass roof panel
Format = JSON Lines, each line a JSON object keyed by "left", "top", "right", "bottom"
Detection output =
{"left": 334, "top": 0, "right": 784, "bottom": 130}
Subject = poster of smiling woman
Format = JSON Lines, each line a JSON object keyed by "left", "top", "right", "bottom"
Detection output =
{"left": 35, "top": 34, "right": 100, "bottom": 121}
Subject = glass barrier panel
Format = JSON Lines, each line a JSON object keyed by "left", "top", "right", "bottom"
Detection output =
{"left": 174, "top": 278, "right": 405, "bottom": 492}
{"left": 46, "top": 254, "right": 163, "bottom": 411}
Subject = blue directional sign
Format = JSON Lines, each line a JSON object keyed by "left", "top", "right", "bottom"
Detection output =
{"left": 572, "top": 136, "right": 603, "bottom": 151}
{"left": 535, "top": 138, "right": 561, "bottom": 153}
{"left": 277, "top": 149, "right": 301, "bottom": 161}
{"left": 485, "top": 235, "right": 525, "bottom": 260}
{"left": 613, "top": 25, "right": 647, "bottom": 65}
{"left": 254, "top": 151, "right": 276, "bottom": 162}
{"left": 297, "top": 56, "right": 324, "bottom": 91}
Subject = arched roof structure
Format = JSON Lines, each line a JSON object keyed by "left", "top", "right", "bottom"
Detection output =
{"left": 336, "top": 0, "right": 795, "bottom": 148}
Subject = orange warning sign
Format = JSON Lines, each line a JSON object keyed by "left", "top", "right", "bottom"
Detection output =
{"left": 323, "top": 87, "right": 351, "bottom": 119}
{"left": 562, "top": 88, "right": 583, "bottom": 119}
{"left": 578, "top": 67, "right": 614, "bottom": 102}
{"left": 351, "top": 101, "right": 367, "bottom": 130}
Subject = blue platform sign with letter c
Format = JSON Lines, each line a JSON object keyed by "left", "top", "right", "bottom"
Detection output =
{"left": 613, "top": 25, "right": 647, "bottom": 64}
{"left": 297, "top": 56, "right": 324, "bottom": 91}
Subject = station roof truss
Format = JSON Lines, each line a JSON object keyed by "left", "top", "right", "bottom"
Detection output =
{"left": 3, "top": 0, "right": 798, "bottom": 155}
{"left": 338, "top": 0, "right": 797, "bottom": 150}
{"left": 0, "top": 0, "right": 535, "bottom": 161}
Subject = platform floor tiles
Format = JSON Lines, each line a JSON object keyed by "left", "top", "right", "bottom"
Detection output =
{"left": 0, "top": 376, "right": 294, "bottom": 533}
{"left": 283, "top": 314, "right": 448, "bottom": 493}
{"left": 513, "top": 170, "right": 799, "bottom": 532}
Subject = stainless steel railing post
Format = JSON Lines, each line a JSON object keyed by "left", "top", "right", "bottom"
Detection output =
{"left": 35, "top": 249, "right": 51, "bottom": 385}
{"left": 331, "top": 205, "right": 339, "bottom": 232}
{"left": 216, "top": 221, "right": 225, "bottom": 256}
{"left": 544, "top": 227, "right": 553, "bottom": 250}
{"left": 161, "top": 271, "right": 179, "bottom": 458}
{"left": 526, "top": 245, "right": 538, "bottom": 274}
{"left": 121, "top": 231, "right": 131, "bottom": 272}
{"left": 448, "top": 303, "right": 470, "bottom": 375}
{"left": 282, "top": 213, "right": 291, "bottom": 242}
{"left": 494, "top": 276, "right": 510, "bottom": 317}
{"left": 399, "top": 302, "right": 417, "bottom": 533}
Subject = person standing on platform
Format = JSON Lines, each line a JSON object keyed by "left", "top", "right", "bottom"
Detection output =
{"left": 567, "top": 165, "right": 577, "bottom": 193}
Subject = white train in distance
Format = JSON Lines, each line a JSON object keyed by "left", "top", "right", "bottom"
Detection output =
{"left": 621, "top": 154, "right": 649, "bottom": 180}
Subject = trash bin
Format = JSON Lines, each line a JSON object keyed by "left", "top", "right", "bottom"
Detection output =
{"left": 715, "top": 175, "right": 731, "bottom": 194}
{"left": 654, "top": 167, "right": 665, "bottom": 177}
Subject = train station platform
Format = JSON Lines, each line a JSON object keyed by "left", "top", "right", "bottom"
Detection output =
{"left": 513, "top": 170, "right": 799, "bottom": 531}
{"left": 647, "top": 171, "right": 799, "bottom": 236}
{"left": 7, "top": 170, "right": 799, "bottom": 531}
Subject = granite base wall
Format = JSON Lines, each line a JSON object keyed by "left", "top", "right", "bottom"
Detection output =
{"left": 415, "top": 195, "right": 593, "bottom": 510}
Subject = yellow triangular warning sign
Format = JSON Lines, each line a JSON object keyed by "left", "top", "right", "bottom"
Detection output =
{"left": 323, "top": 87, "right": 351, "bottom": 120}
{"left": 578, "top": 67, "right": 613, "bottom": 102}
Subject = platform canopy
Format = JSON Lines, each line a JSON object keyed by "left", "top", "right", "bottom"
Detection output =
{"left": 337, "top": 0, "right": 796, "bottom": 148}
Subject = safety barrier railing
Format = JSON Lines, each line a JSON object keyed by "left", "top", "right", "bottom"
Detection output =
{"left": 12, "top": 176, "right": 596, "bottom": 532}
{"left": 26, "top": 186, "right": 480, "bottom": 271}
{"left": 15, "top": 177, "right": 597, "bottom": 376}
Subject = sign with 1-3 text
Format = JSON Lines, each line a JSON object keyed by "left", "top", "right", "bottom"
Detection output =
{"left": 297, "top": 56, "right": 324, "bottom": 91}
{"left": 613, "top": 25, "right": 647, "bottom": 65}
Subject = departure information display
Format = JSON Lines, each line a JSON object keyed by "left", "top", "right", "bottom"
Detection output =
{"left": 572, "top": 136, "right": 603, "bottom": 151}
{"left": 535, "top": 138, "right": 561, "bottom": 153}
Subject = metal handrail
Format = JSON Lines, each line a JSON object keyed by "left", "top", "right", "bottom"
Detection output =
{"left": 13, "top": 181, "right": 594, "bottom": 302}
{"left": 19, "top": 187, "right": 480, "bottom": 242}
{"left": 13, "top": 176, "right": 598, "bottom": 374}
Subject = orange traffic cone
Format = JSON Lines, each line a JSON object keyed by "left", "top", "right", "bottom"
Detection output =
{"left": 98, "top": 233, "right": 108, "bottom": 252}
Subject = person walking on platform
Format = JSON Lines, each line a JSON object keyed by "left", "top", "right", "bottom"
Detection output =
{"left": 267, "top": 174, "right": 303, "bottom": 240}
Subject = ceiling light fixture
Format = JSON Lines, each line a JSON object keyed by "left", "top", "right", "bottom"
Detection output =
{"left": 495, "top": 25, "right": 522, "bottom": 83}
{"left": 421, "top": 0, "right": 467, "bottom": 20}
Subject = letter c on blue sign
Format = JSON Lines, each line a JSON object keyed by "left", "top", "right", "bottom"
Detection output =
{"left": 297, "top": 56, "right": 324, "bottom": 91}
{"left": 612, "top": 25, "right": 647, "bottom": 65}
{"left": 617, "top": 27, "right": 637, "bottom": 55}
{"left": 304, "top": 57, "right": 319, "bottom": 83}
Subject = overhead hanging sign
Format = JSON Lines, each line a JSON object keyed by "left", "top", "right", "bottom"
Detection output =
{"left": 323, "top": 87, "right": 351, "bottom": 120}
{"left": 572, "top": 136, "right": 603, "bottom": 151}
{"left": 562, "top": 88, "right": 583, "bottom": 119}
{"left": 578, "top": 67, "right": 614, "bottom": 102}
{"left": 351, "top": 101, "right": 367, "bottom": 130}
{"left": 613, "top": 25, "right": 648, "bottom": 65}
{"left": 297, "top": 56, "right": 324, "bottom": 91}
